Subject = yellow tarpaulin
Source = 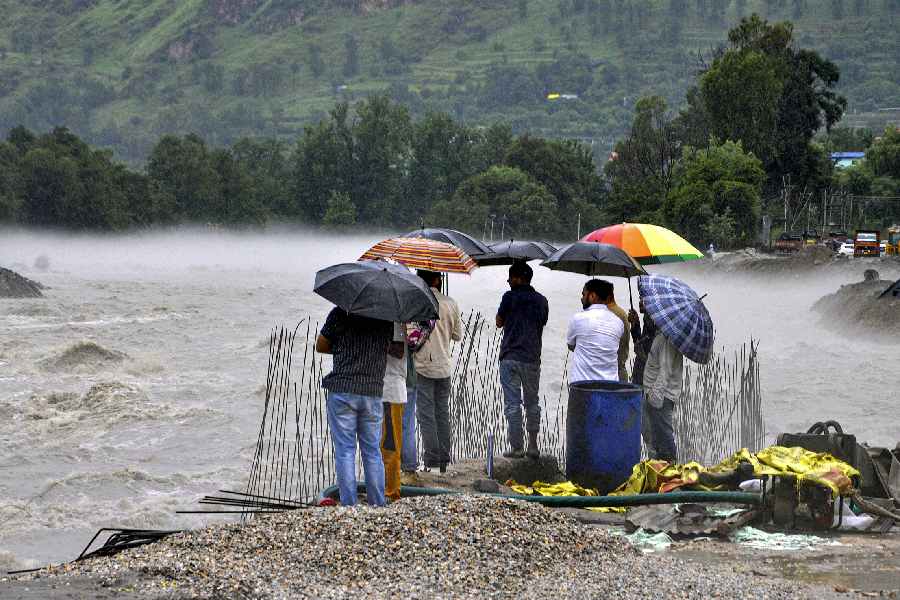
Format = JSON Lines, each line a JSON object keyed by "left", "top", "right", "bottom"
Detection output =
{"left": 507, "top": 446, "right": 860, "bottom": 512}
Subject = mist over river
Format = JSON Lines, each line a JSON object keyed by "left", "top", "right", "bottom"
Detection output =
{"left": 1, "top": 228, "right": 898, "bottom": 568}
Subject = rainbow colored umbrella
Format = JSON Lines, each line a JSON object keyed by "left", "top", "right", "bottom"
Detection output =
{"left": 582, "top": 223, "right": 704, "bottom": 265}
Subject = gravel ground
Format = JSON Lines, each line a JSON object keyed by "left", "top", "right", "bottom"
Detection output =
{"left": 16, "top": 496, "right": 819, "bottom": 599}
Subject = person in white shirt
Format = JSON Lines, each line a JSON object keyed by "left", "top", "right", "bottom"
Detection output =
{"left": 566, "top": 279, "right": 624, "bottom": 384}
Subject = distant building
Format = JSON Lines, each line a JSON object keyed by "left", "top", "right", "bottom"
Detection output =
{"left": 831, "top": 151, "right": 865, "bottom": 169}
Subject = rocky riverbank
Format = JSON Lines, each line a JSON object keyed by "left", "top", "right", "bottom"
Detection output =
{"left": 702, "top": 246, "right": 900, "bottom": 278}
{"left": 0, "top": 267, "right": 43, "bottom": 298}
{"left": 812, "top": 275, "right": 900, "bottom": 337}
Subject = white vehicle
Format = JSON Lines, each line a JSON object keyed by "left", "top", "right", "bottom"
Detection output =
{"left": 838, "top": 242, "right": 855, "bottom": 257}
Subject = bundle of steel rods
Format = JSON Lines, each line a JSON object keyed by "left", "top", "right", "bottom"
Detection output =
{"left": 237, "top": 315, "right": 765, "bottom": 510}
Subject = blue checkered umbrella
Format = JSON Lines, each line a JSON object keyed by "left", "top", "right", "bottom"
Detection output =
{"left": 637, "top": 274, "right": 714, "bottom": 364}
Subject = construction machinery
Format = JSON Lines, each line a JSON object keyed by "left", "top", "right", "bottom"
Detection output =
{"left": 886, "top": 225, "right": 900, "bottom": 256}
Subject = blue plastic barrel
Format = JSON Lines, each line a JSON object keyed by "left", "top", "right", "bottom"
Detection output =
{"left": 566, "top": 380, "right": 643, "bottom": 494}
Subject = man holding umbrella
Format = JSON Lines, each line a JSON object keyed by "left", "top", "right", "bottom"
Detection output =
{"left": 637, "top": 274, "right": 714, "bottom": 463}
{"left": 314, "top": 260, "right": 440, "bottom": 506}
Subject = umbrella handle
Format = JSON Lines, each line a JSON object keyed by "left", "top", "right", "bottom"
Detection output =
{"left": 626, "top": 269, "right": 634, "bottom": 310}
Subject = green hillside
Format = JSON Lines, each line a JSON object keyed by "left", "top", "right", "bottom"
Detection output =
{"left": 1, "top": 0, "right": 898, "bottom": 163}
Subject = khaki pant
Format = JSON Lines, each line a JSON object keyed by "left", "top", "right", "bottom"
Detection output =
{"left": 381, "top": 402, "right": 405, "bottom": 502}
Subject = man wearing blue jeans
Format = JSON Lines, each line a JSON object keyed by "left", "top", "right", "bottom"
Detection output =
{"left": 316, "top": 307, "right": 392, "bottom": 506}
{"left": 496, "top": 262, "right": 549, "bottom": 459}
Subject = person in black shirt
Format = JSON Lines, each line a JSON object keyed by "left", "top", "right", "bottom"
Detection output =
{"left": 495, "top": 261, "right": 549, "bottom": 459}
{"left": 316, "top": 307, "right": 392, "bottom": 506}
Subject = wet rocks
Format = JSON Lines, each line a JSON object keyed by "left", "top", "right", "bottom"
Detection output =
{"left": 39, "top": 341, "right": 128, "bottom": 372}
{"left": 0, "top": 266, "right": 43, "bottom": 298}
{"left": 812, "top": 277, "right": 900, "bottom": 337}
{"left": 32, "top": 495, "right": 811, "bottom": 599}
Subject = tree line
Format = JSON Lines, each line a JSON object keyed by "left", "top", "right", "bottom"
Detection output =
{"left": 0, "top": 99, "right": 601, "bottom": 240}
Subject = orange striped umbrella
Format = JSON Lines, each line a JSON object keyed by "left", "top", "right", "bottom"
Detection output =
{"left": 360, "top": 237, "right": 478, "bottom": 274}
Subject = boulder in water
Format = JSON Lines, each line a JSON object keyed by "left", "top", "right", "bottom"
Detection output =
{"left": 40, "top": 341, "right": 128, "bottom": 372}
{"left": 0, "top": 267, "right": 43, "bottom": 298}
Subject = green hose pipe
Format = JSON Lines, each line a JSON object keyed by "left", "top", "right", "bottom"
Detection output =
{"left": 317, "top": 483, "right": 762, "bottom": 507}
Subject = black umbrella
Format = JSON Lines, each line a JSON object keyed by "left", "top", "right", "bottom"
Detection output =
{"left": 402, "top": 227, "right": 491, "bottom": 257}
{"left": 475, "top": 239, "right": 558, "bottom": 266}
{"left": 314, "top": 261, "right": 439, "bottom": 322}
{"left": 541, "top": 241, "right": 647, "bottom": 307}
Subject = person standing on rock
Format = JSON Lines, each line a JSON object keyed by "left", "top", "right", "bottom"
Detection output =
{"left": 566, "top": 279, "right": 624, "bottom": 385}
{"left": 316, "top": 308, "right": 392, "bottom": 506}
{"left": 496, "top": 261, "right": 549, "bottom": 459}
{"left": 413, "top": 271, "right": 461, "bottom": 473}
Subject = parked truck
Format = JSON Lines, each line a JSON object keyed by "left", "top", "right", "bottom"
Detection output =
{"left": 854, "top": 230, "right": 881, "bottom": 257}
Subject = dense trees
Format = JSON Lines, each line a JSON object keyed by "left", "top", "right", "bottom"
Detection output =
{"left": 689, "top": 16, "right": 846, "bottom": 195}
{"left": 664, "top": 141, "right": 766, "bottom": 247}
{"left": 0, "top": 98, "right": 602, "bottom": 238}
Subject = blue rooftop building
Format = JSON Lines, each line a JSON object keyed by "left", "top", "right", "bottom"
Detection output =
{"left": 831, "top": 151, "right": 865, "bottom": 169}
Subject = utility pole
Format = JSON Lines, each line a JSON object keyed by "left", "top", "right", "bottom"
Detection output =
{"left": 576, "top": 213, "right": 581, "bottom": 240}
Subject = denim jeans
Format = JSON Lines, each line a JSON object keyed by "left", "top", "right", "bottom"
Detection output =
{"left": 416, "top": 376, "right": 451, "bottom": 468}
{"left": 642, "top": 397, "right": 677, "bottom": 462}
{"left": 326, "top": 391, "right": 385, "bottom": 507}
{"left": 401, "top": 387, "right": 418, "bottom": 471}
{"left": 499, "top": 359, "right": 541, "bottom": 450}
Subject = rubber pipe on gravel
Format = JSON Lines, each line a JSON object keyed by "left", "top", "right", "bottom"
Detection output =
{"left": 318, "top": 484, "right": 762, "bottom": 507}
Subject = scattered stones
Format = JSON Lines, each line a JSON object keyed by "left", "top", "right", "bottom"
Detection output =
{"left": 29, "top": 495, "right": 812, "bottom": 599}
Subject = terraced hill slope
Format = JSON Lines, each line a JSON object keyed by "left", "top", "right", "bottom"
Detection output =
{"left": 0, "top": 0, "right": 897, "bottom": 162}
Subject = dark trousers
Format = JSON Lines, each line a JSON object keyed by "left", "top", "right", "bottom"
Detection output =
{"left": 416, "top": 375, "right": 451, "bottom": 467}
{"left": 642, "top": 398, "right": 677, "bottom": 462}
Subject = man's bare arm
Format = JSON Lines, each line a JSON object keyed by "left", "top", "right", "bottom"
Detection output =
{"left": 315, "top": 335, "right": 332, "bottom": 354}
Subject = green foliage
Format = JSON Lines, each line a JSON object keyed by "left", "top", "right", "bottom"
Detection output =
{"left": 664, "top": 140, "right": 766, "bottom": 247}
{"left": 866, "top": 127, "right": 900, "bottom": 178}
{"left": 692, "top": 15, "right": 847, "bottom": 194}
{"left": 0, "top": 1, "right": 896, "bottom": 168}
{"left": 822, "top": 127, "right": 874, "bottom": 152}
{"left": 322, "top": 191, "right": 357, "bottom": 227}
{"left": 604, "top": 96, "right": 680, "bottom": 223}
{"left": 836, "top": 164, "right": 873, "bottom": 195}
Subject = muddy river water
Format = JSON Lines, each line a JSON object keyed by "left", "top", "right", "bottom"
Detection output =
{"left": 1, "top": 229, "right": 898, "bottom": 568}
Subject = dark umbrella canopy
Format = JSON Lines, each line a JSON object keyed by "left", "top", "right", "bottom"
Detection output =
{"left": 475, "top": 239, "right": 558, "bottom": 266}
{"left": 314, "top": 261, "right": 439, "bottom": 322}
{"left": 402, "top": 227, "right": 491, "bottom": 257}
{"left": 541, "top": 241, "right": 646, "bottom": 277}
{"left": 638, "top": 274, "right": 714, "bottom": 364}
